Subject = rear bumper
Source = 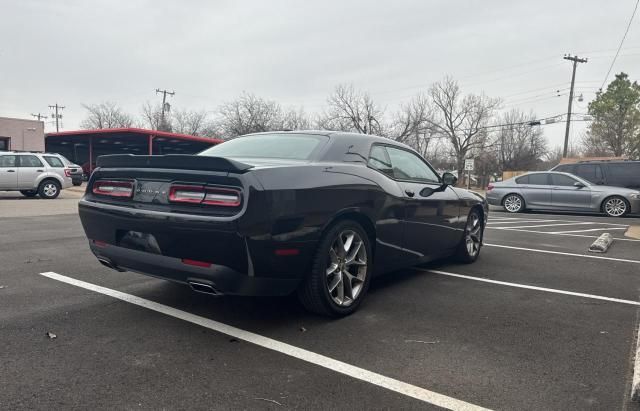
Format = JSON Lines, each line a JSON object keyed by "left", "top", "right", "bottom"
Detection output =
{"left": 78, "top": 199, "right": 312, "bottom": 296}
{"left": 90, "top": 242, "right": 301, "bottom": 296}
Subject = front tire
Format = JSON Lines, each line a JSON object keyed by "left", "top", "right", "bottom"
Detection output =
{"left": 38, "top": 180, "right": 61, "bottom": 199}
{"left": 297, "top": 220, "right": 372, "bottom": 317}
{"left": 503, "top": 194, "right": 524, "bottom": 213}
{"left": 455, "top": 209, "right": 483, "bottom": 263}
{"left": 602, "top": 196, "right": 629, "bottom": 217}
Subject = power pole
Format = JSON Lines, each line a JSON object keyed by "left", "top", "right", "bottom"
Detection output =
{"left": 31, "top": 113, "right": 47, "bottom": 121}
{"left": 48, "top": 103, "right": 65, "bottom": 132}
{"left": 155, "top": 88, "right": 175, "bottom": 130}
{"left": 562, "top": 54, "right": 587, "bottom": 157}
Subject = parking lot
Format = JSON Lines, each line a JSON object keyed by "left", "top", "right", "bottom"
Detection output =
{"left": 2, "top": 196, "right": 640, "bottom": 410}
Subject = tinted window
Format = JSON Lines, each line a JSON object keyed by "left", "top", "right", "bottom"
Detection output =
{"left": 199, "top": 134, "right": 327, "bottom": 160}
{"left": 18, "top": 155, "right": 43, "bottom": 167}
{"left": 385, "top": 146, "right": 440, "bottom": 183}
{"left": 607, "top": 163, "right": 640, "bottom": 179}
{"left": 551, "top": 173, "right": 577, "bottom": 186}
{"left": 575, "top": 164, "right": 602, "bottom": 182}
{"left": 0, "top": 155, "right": 16, "bottom": 167}
{"left": 554, "top": 164, "right": 573, "bottom": 173}
{"left": 528, "top": 173, "right": 549, "bottom": 185}
{"left": 44, "top": 156, "right": 64, "bottom": 168}
{"left": 515, "top": 175, "right": 528, "bottom": 184}
{"left": 368, "top": 145, "right": 394, "bottom": 178}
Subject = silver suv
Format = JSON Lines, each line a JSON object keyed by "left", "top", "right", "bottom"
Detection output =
{"left": 0, "top": 151, "right": 73, "bottom": 199}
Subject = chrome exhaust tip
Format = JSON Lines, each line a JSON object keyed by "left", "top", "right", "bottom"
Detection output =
{"left": 97, "top": 257, "right": 126, "bottom": 272}
{"left": 188, "top": 281, "right": 223, "bottom": 296}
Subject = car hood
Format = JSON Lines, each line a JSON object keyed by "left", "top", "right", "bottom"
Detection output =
{"left": 590, "top": 185, "right": 640, "bottom": 195}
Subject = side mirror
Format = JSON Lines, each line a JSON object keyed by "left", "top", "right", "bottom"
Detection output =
{"left": 574, "top": 181, "right": 585, "bottom": 188}
{"left": 442, "top": 172, "right": 457, "bottom": 186}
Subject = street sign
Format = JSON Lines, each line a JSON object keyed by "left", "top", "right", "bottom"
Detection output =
{"left": 464, "top": 159, "right": 474, "bottom": 171}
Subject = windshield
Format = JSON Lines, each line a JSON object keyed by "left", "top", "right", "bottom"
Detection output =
{"left": 199, "top": 134, "right": 328, "bottom": 160}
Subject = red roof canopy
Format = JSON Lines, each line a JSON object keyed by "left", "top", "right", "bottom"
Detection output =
{"left": 46, "top": 127, "right": 224, "bottom": 144}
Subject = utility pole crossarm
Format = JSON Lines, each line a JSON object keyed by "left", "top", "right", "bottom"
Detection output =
{"left": 48, "top": 103, "right": 65, "bottom": 132}
{"left": 155, "top": 88, "right": 175, "bottom": 131}
{"left": 562, "top": 54, "right": 588, "bottom": 158}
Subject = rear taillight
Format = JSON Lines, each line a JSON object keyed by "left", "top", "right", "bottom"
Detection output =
{"left": 64, "top": 168, "right": 71, "bottom": 177}
{"left": 169, "top": 185, "right": 241, "bottom": 207}
{"left": 92, "top": 180, "right": 134, "bottom": 198}
{"left": 487, "top": 184, "right": 494, "bottom": 191}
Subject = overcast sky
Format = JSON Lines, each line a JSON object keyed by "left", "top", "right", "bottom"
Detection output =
{"left": 1, "top": 0, "right": 639, "bottom": 149}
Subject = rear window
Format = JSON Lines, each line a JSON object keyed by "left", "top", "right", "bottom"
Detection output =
{"left": 0, "top": 155, "right": 16, "bottom": 167}
{"left": 515, "top": 175, "right": 528, "bottom": 184}
{"left": 528, "top": 174, "right": 549, "bottom": 185}
{"left": 554, "top": 164, "right": 573, "bottom": 173}
{"left": 44, "top": 156, "right": 64, "bottom": 168}
{"left": 574, "top": 164, "right": 602, "bottom": 182}
{"left": 199, "top": 134, "right": 328, "bottom": 160}
{"left": 607, "top": 163, "right": 640, "bottom": 179}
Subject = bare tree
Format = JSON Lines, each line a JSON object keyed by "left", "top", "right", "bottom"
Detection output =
{"left": 140, "top": 102, "right": 165, "bottom": 131}
{"left": 581, "top": 131, "right": 613, "bottom": 157}
{"left": 282, "top": 107, "right": 311, "bottom": 131}
{"left": 390, "top": 93, "right": 434, "bottom": 145}
{"left": 80, "top": 102, "right": 133, "bottom": 129}
{"left": 427, "top": 77, "right": 501, "bottom": 174}
{"left": 171, "top": 109, "right": 215, "bottom": 136}
{"left": 318, "top": 84, "right": 385, "bottom": 135}
{"left": 496, "top": 109, "right": 548, "bottom": 172}
{"left": 217, "top": 93, "right": 285, "bottom": 138}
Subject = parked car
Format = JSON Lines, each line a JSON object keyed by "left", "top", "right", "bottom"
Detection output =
{"left": 59, "top": 156, "right": 83, "bottom": 186}
{"left": 551, "top": 160, "right": 640, "bottom": 189}
{"left": 486, "top": 171, "right": 640, "bottom": 217}
{"left": 0, "top": 151, "right": 73, "bottom": 199}
{"left": 78, "top": 131, "right": 488, "bottom": 316}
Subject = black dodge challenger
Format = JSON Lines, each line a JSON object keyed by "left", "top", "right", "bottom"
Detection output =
{"left": 79, "top": 131, "right": 487, "bottom": 316}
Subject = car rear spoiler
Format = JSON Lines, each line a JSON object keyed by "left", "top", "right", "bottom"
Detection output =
{"left": 96, "top": 154, "right": 253, "bottom": 173}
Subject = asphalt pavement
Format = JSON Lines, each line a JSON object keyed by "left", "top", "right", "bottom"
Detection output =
{"left": 2, "top": 198, "right": 640, "bottom": 410}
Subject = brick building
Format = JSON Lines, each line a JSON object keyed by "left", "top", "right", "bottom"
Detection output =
{"left": 0, "top": 116, "right": 45, "bottom": 151}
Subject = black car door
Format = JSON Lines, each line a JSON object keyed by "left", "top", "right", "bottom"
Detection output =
{"left": 383, "top": 145, "right": 461, "bottom": 260}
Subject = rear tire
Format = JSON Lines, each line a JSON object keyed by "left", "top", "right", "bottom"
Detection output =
{"left": 38, "top": 180, "right": 61, "bottom": 199}
{"left": 297, "top": 220, "right": 372, "bottom": 317}
{"left": 20, "top": 190, "right": 38, "bottom": 198}
{"left": 503, "top": 194, "right": 525, "bottom": 213}
{"left": 455, "top": 209, "right": 483, "bottom": 263}
{"left": 602, "top": 196, "right": 629, "bottom": 217}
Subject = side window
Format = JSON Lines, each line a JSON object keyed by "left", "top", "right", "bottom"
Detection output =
{"left": 0, "top": 155, "right": 16, "bottom": 167}
{"left": 18, "top": 155, "right": 44, "bottom": 167}
{"left": 43, "top": 156, "right": 64, "bottom": 168}
{"left": 385, "top": 146, "right": 440, "bottom": 183}
{"left": 528, "top": 173, "right": 549, "bottom": 185}
{"left": 608, "top": 163, "right": 639, "bottom": 180}
{"left": 515, "top": 175, "right": 529, "bottom": 184}
{"left": 575, "top": 164, "right": 602, "bottom": 182}
{"left": 367, "top": 145, "right": 394, "bottom": 178}
{"left": 554, "top": 164, "right": 572, "bottom": 173}
{"left": 551, "top": 173, "right": 577, "bottom": 186}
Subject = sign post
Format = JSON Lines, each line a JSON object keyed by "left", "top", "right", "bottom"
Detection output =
{"left": 464, "top": 159, "right": 474, "bottom": 190}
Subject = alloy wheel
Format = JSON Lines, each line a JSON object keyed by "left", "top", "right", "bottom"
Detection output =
{"left": 605, "top": 197, "right": 626, "bottom": 217}
{"left": 43, "top": 183, "right": 58, "bottom": 197}
{"left": 504, "top": 195, "right": 522, "bottom": 212}
{"left": 326, "top": 230, "right": 367, "bottom": 307}
{"left": 465, "top": 212, "right": 482, "bottom": 257}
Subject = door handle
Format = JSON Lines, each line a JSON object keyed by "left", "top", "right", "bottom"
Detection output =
{"left": 405, "top": 189, "right": 415, "bottom": 197}
{"left": 7, "top": 169, "right": 15, "bottom": 172}
{"left": 37, "top": 169, "right": 44, "bottom": 172}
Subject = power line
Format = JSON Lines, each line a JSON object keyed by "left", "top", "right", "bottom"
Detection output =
{"left": 600, "top": 0, "right": 640, "bottom": 90}
{"left": 48, "top": 103, "right": 65, "bottom": 132}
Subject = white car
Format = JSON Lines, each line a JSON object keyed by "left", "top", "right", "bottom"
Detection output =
{"left": 0, "top": 151, "right": 73, "bottom": 199}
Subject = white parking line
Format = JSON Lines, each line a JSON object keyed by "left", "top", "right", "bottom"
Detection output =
{"left": 425, "top": 270, "right": 640, "bottom": 306}
{"left": 488, "top": 219, "right": 558, "bottom": 225}
{"left": 484, "top": 243, "right": 640, "bottom": 264}
{"left": 549, "top": 227, "right": 627, "bottom": 234}
{"left": 493, "top": 222, "right": 593, "bottom": 230}
{"left": 39, "top": 272, "right": 489, "bottom": 411}
{"left": 485, "top": 227, "right": 640, "bottom": 242}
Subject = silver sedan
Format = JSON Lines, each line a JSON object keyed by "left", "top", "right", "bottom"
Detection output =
{"left": 486, "top": 171, "right": 640, "bottom": 217}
